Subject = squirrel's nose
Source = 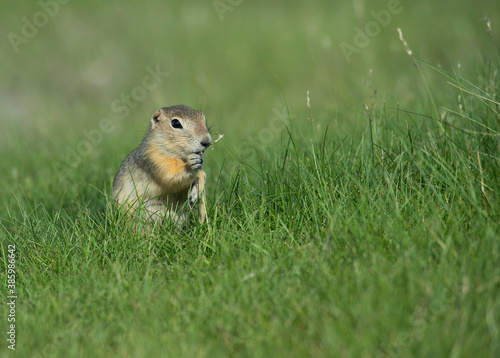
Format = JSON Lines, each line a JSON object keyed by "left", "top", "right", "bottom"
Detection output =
{"left": 201, "top": 136, "right": 211, "bottom": 148}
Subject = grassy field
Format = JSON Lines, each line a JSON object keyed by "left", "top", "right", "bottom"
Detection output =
{"left": 1, "top": 0, "right": 500, "bottom": 357}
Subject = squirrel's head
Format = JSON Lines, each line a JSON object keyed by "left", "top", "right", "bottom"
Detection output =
{"left": 148, "top": 105, "right": 212, "bottom": 159}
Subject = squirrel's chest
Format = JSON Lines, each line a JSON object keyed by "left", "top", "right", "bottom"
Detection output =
{"left": 148, "top": 151, "right": 197, "bottom": 192}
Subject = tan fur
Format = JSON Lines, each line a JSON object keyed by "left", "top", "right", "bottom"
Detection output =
{"left": 146, "top": 148, "right": 195, "bottom": 192}
{"left": 113, "top": 105, "right": 211, "bottom": 227}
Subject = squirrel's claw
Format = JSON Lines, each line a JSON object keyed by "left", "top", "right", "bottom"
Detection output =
{"left": 188, "top": 154, "right": 203, "bottom": 170}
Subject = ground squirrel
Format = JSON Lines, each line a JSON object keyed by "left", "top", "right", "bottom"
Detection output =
{"left": 113, "top": 105, "right": 211, "bottom": 227}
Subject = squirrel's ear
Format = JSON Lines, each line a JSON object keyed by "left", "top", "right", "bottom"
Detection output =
{"left": 151, "top": 110, "right": 161, "bottom": 128}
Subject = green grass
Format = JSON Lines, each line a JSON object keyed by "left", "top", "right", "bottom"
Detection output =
{"left": 1, "top": 1, "right": 500, "bottom": 357}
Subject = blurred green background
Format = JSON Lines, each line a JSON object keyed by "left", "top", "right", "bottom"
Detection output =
{"left": 0, "top": 0, "right": 498, "bottom": 211}
{"left": 1, "top": 2, "right": 499, "bottom": 356}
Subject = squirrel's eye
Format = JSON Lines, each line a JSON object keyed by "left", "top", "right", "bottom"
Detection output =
{"left": 171, "top": 119, "right": 183, "bottom": 129}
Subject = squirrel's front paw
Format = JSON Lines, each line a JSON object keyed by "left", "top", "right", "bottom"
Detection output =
{"left": 188, "top": 154, "right": 203, "bottom": 170}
